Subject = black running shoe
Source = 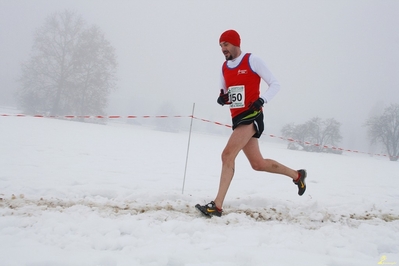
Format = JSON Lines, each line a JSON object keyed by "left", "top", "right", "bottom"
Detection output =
{"left": 294, "top": 169, "right": 307, "bottom": 196}
{"left": 195, "top": 201, "right": 222, "bottom": 217}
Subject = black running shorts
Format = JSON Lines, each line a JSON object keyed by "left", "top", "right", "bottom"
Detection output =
{"left": 232, "top": 110, "right": 264, "bottom": 138}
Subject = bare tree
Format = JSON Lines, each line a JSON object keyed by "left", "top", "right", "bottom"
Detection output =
{"left": 73, "top": 25, "right": 117, "bottom": 116}
{"left": 365, "top": 103, "right": 399, "bottom": 161}
{"left": 281, "top": 123, "right": 309, "bottom": 150}
{"left": 17, "top": 10, "right": 117, "bottom": 117}
{"left": 305, "top": 117, "right": 342, "bottom": 152}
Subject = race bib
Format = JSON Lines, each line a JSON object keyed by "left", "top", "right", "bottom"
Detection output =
{"left": 228, "top": 85, "right": 245, "bottom": 109}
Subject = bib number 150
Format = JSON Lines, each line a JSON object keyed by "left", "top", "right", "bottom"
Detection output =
{"left": 228, "top": 85, "right": 245, "bottom": 109}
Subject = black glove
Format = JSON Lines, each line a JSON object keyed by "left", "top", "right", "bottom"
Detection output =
{"left": 250, "top": 98, "right": 265, "bottom": 111}
{"left": 217, "top": 89, "right": 230, "bottom": 106}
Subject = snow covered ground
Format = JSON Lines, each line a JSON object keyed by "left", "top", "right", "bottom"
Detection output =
{"left": 1, "top": 113, "right": 398, "bottom": 266}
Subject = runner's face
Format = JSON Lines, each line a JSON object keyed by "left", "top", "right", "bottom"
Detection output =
{"left": 220, "top": 42, "right": 238, "bottom": 60}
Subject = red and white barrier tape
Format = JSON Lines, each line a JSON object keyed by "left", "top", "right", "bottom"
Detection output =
{"left": 1, "top": 114, "right": 187, "bottom": 119}
{"left": 193, "top": 116, "right": 395, "bottom": 159}
{"left": 192, "top": 116, "right": 232, "bottom": 128}
{"left": 1, "top": 113, "right": 396, "bottom": 159}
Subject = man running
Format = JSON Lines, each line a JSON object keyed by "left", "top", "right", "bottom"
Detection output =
{"left": 196, "top": 30, "right": 307, "bottom": 217}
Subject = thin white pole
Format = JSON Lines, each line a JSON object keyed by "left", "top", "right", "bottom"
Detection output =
{"left": 182, "top": 103, "right": 195, "bottom": 194}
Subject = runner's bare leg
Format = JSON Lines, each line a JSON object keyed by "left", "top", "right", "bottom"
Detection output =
{"left": 214, "top": 124, "right": 299, "bottom": 209}
{"left": 242, "top": 138, "right": 298, "bottom": 178}
{"left": 214, "top": 124, "right": 255, "bottom": 209}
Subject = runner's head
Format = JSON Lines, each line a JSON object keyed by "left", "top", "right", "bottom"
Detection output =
{"left": 219, "top": 30, "right": 241, "bottom": 61}
{"left": 219, "top": 30, "right": 241, "bottom": 47}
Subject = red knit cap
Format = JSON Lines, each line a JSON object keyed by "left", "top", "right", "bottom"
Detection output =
{"left": 219, "top": 30, "right": 241, "bottom": 47}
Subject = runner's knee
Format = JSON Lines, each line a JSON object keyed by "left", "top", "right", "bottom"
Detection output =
{"left": 249, "top": 160, "right": 264, "bottom": 171}
{"left": 221, "top": 148, "right": 236, "bottom": 165}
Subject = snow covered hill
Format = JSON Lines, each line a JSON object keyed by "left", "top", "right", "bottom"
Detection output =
{"left": 1, "top": 115, "right": 398, "bottom": 266}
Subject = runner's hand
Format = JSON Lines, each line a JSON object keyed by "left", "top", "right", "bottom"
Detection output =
{"left": 250, "top": 98, "right": 265, "bottom": 111}
{"left": 217, "top": 89, "right": 230, "bottom": 106}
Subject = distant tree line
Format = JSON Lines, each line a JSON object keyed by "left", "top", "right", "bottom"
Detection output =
{"left": 17, "top": 10, "right": 117, "bottom": 118}
{"left": 280, "top": 103, "right": 399, "bottom": 161}
{"left": 281, "top": 117, "right": 343, "bottom": 154}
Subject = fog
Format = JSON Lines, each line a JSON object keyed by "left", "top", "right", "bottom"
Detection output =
{"left": 1, "top": 0, "right": 398, "bottom": 151}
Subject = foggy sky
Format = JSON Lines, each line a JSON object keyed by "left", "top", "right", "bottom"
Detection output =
{"left": 1, "top": 0, "right": 398, "bottom": 151}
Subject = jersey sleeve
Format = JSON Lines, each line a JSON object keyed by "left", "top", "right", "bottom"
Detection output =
{"left": 219, "top": 68, "right": 227, "bottom": 93}
{"left": 249, "top": 54, "right": 280, "bottom": 103}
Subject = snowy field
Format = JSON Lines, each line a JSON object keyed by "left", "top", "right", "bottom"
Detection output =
{"left": 1, "top": 113, "right": 398, "bottom": 266}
